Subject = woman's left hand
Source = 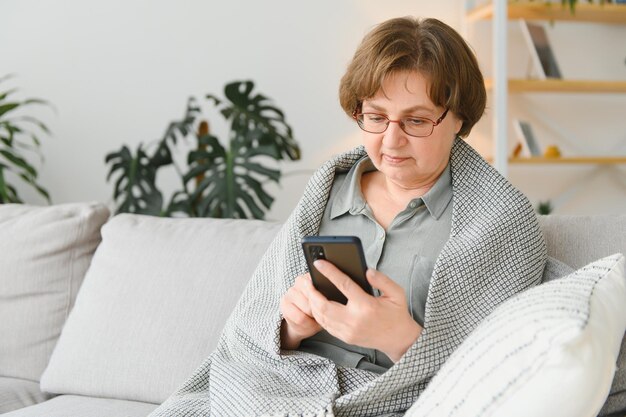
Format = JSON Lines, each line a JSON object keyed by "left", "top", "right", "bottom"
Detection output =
{"left": 308, "top": 259, "right": 423, "bottom": 363}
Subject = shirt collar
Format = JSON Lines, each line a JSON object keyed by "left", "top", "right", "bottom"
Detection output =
{"left": 329, "top": 156, "right": 374, "bottom": 219}
{"left": 329, "top": 156, "right": 453, "bottom": 221}
{"left": 420, "top": 163, "right": 452, "bottom": 220}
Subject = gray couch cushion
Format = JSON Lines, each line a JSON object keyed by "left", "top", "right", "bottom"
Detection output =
{"left": 0, "top": 377, "right": 51, "bottom": 414}
{"left": 542, "top": 256, "right": 575, "bottom": 283}
{"left": 538, "top": 214, "right": 626, "bottom": 269}
{"left": 40, "top": 214, "right": 282, "bottom": 405}
{"left": 539, "top": 215, "right": 626, "bottom": 416}
{"left": 0, "top": 203, "right": 109, "bottom": 382}
{"left": 1, "top": 394, "right": 157, "bottom": 417}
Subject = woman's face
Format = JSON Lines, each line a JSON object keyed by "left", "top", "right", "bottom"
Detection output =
{"left": 360, "top": 70, "right": 463, "bottom": 189}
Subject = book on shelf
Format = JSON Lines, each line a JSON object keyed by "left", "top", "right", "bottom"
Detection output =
{"left": 519, "top": 20, "right": 562, "bottom": 80}
{"left": 513, "top": 119, "right": 542, "bottom": 157}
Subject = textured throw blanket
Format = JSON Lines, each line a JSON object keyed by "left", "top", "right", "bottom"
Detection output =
{"left": 150, "top": 138, "right": 547, "bottom": 417}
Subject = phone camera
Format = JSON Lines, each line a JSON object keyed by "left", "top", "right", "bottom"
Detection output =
{"left": 309, "top": 246, "right": 325, "bottom": 261}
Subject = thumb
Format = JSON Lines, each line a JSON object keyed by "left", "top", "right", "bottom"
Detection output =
{"left": 366, "top": 268, "right": 403, "bottom": 299}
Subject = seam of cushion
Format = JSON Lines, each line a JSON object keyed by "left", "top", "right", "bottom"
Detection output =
{"left": 581, "top": 254, "right": 624, "bottom": 332}
{"left": 64, "top": 209, "right": 87, "bottom": 319}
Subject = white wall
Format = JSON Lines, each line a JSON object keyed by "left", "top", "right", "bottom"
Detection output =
{"left": 0, "top": 0, "right": 461, "bottom": 221}
{"left": 3, "top": 1, "right": 623, "bottom": 220}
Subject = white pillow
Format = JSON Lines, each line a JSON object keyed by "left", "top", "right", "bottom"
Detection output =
{"left": 0, "top": 202, "right": 109, "bottom": 382}
{"left": 40, "top": 214, "right": 282, "bottom": 405}
{"left": 407, "top": 254, "right": 626, "bottom": 417}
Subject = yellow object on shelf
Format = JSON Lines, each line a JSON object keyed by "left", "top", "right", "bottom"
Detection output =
{"left": 544, "top": 145, "right": 562, "bottom": 158}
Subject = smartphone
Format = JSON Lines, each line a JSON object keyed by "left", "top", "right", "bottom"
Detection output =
{"left": 301, "top": 236, "right": 374, "bottom": 304}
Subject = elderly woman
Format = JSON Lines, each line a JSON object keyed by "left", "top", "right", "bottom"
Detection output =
{"left": 152, "top": 17, "right": 546, "bottom": 417}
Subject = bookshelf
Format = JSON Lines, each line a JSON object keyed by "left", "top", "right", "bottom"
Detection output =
{"left": 484, "top": 79, "right": 626, "bottom": 93}
{"left": 465, "top": 1, "right": 626, "bottom": 174}
{"left": 510, "top": 157, "right": 626, "bottom": 165}
{"left": 467, "top": 2, "right": 626, "bottom": 24}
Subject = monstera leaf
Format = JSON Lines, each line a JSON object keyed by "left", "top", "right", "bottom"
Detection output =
{"left": 106, "top": 99, "right": 200, "bottom": 215}
{"left": 174, "top": 81, "right": 299, "bottom": 219}
{"left": 0, "top": 75, "right": 51, "bottom": 203}
{"left": 207, "top": 81, "right": 300, "bottom": 161}
{"left": 105, "top": 144, "right": 163, "bottom": 215}
{"left": 106, "top": 81, "right": 300, "bottom": 219}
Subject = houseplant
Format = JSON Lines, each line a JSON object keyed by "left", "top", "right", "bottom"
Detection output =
{"left": 0, "top": 75, "right": 51, "bottom": 204}
{"left": 105, "top": 80, "right": 300, "bottom": 219}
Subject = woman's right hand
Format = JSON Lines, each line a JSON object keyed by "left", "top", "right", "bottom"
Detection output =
{"left": 280, "top": 273, "right": 322, "bottom": 350}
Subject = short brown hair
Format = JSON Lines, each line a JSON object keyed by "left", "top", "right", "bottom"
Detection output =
{"left": 339, "top": 17, "right": 486, "bottom": 138}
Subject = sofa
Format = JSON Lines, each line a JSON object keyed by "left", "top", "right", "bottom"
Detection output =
{"left": 0, "top": 202, "right": 624, "bottom": 417}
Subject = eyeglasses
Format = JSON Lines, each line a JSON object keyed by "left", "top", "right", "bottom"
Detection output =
{"left": 353, "top": 108, "right": 449, "bottom": 138}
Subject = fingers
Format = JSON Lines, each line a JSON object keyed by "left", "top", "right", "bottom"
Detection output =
{"left": 291, "top": 275, "right": 315, "bottom": 315}
{"left": 313, "top": 259, "right": 367, "bottom": 302}
{"left": 366, "top": 268, "right": 404, "bottom": 300}
{"left": 308, "top": 286, "right": 345, "bottom": 331}
{"left": 280, "top": 298, "right": 318, "bottom": 329}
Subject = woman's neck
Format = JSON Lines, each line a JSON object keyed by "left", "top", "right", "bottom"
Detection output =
{"left": 371, "top": 167, "right": 444, "bottom": 208}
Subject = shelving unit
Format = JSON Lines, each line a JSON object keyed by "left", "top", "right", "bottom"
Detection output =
{"left": 467, "top": 2, "right": 626, "bottom": 24}
{"left": 484, "top": 79, "right": 626, "bottom": 93}
{"left": 510, "top": 157, "right": 626, "bottom": 165}
{"left": 465, "top": 1, "right": 626, "bottom": 175}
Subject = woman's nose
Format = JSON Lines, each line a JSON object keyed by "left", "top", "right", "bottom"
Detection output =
{"left": 382, "top": 120, "right": 407, "bottom": 147}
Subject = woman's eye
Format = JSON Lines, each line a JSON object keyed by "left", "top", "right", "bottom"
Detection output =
{"left": 405, "top": 118, "right": 426, "bottom": 126}
{"left": 366, "top": 115, "right": 386, "bottom": 123}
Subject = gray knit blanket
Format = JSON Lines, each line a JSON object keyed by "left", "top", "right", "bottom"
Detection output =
{"left": 150, "top": 138, "right": 547, "bottom": 417}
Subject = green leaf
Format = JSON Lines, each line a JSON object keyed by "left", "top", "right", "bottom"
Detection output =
{"left": 216, "top": 80, "right": 301, "bottom": 161}
{"left": 161, "top": 97, "right": 201, "bottom": 146}
{"left": 149, "top": 141, "right": 174, "bottom": 168}
{"left": 0, "top": 88, "right": 18, "bottom": 101}
{"left": 175, "top": 81, "right": 302, "bottom": 219}
{"left": 236, "top": 189, "right": 265, "bottom": 219}
{"left": 0, "top": 103, "right": 20, "bottom": 118}
{"left": 241, "top": 161, "right": 281, "bottom": 182}
{"left": 17, "top": 172, "right": 50, "bottom": 202}
{"left": 104, "top": 143, "right": 163, "bottom": 215}
{"left": 0, "top": 76, "right": 53, "bottom": 203}
{"left": 241, "top": 175, "right": 274, "bottom": 208}
{"left": 0, "top": 149, "right": 37, "bottom": 177}
{"left": 17, "top": 115, "right": 51, "bottom": 135}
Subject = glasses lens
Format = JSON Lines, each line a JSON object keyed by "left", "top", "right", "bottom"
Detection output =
{"left": 401, "top": 117, "right": 434, "bottom": 137}
{"left": 357, "top": 113, "right": 388, "bottom": 134}
{"left": 357, "top": 113, "right": 436, "bottom": 137}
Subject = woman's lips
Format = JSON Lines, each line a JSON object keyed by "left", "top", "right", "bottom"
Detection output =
{"left": 382, "top": 154, "right": 409, "bottom": 164}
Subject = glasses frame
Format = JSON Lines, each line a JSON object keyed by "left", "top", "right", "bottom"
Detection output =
{"left": 352, "top": 108, "right": 449, "bottom": 138}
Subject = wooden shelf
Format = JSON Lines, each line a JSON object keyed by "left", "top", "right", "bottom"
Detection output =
{"left": 484, "top": 78, "right": 626, "bottom": 93}
{"left": 509, "top": 157, "right": 626, "bottom": 164}
{"left": 467, "top": 2, "right": 626, "bottom": 24}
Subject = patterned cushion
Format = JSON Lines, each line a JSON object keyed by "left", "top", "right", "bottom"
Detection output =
{"left": 407, "top": 254, "right": 626, "bottom": 417}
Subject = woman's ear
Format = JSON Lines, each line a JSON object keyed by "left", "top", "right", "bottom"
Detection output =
{"left": 455, "top": 119, "right": 464, "bottom": 136}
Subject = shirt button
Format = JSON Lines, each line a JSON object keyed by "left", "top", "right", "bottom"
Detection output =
{"left": 379, "top": 232, "right": 385, "bottom": 241}
{"left": 409, "top": 201, "right": 417, "bottom": 209}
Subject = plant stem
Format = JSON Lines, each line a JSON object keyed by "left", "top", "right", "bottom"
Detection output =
{"left": 226, "top": 147, "right": 235, "bottom": 216}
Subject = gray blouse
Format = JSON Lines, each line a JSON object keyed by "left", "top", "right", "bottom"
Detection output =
{"left": 299, "top": 156, "right": 453, "bottom": 373}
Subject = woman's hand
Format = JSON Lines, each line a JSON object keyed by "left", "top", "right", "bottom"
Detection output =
{"left": 279, "top": 273, "right": 322, "bottom": 350}
{"left": 308, "top": 260, "right": 422, "bottom": 363}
